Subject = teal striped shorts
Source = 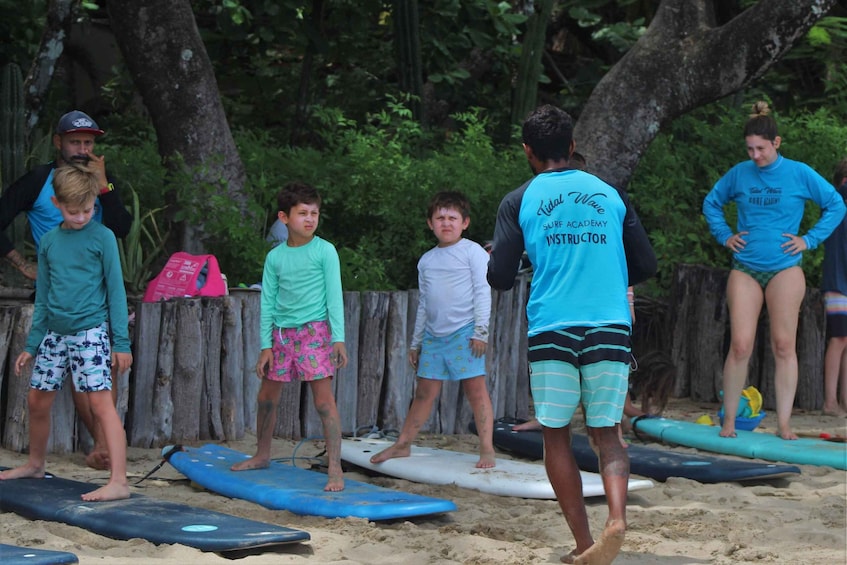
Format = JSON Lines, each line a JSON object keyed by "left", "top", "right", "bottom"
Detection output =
{"left": 528, "top": 324, "right": 630, "bottom": 429}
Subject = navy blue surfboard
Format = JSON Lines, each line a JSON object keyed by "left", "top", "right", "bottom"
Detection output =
{"left": 0, "top": 544, "right": 78, "bottom": 565}
{"left": 165, "top": 443, "right": 457, "bottom": 520}
{"left": 473, "top": 418, "right": 801, "bottom": 483}
{"left": 0, "top": 470, "right": 310, "bottom": 552}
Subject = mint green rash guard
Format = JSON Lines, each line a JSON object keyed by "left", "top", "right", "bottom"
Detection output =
{"left": 259, "top": 235, "right": 345, "bottom": 350}
{"left": 703, "top": 155, "right": 846, "bottom": 272}
{"left": 26, "top": 221, "right": 130, "bottom": 355}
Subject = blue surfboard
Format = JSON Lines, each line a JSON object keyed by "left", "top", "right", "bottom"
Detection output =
{"left": 478, "top": 418, "right": 801, "bottom": 483}
{"left": 0, "top": 544, "right": 78, "bottom": 565}
{"left": 166, "top": 443, "right": 457, "bottom": 520}
{"left": 0, "top": 470, "right": 310, "bottom": 552}
{"left": 631, "top": 416, "right": 847, "bottom": 470}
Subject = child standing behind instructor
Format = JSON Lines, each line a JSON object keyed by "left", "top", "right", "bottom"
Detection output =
{"left": 0, "top": 163, "right": 132, "bottom": 501}
{"left": 232, "top": 181, "right": 348, "bottom": 492}
{"left": 371, "top": 191, "right": 495, "bottom": 468}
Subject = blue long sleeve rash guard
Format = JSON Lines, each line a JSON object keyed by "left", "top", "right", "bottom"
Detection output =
{"left": 703, "top": 155, "right": 846, "bottom": 272}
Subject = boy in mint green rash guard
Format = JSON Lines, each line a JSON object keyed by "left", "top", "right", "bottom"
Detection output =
{"left": 0, "top": 163, "right": 132, "bottom": 503}
{"left": 232, "top": 181, "right": 348, "bottom": 492}
{"left": 703, "top": 101, "right": 846, "bottom": 441}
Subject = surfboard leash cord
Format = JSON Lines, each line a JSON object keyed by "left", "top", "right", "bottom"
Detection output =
{"left": 629, "top": 414, "right": 658, "bottom": 443}
{"left": 134, "top": 444, "right": 184, "bottom": 485}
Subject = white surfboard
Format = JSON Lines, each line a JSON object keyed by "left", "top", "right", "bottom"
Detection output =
{"left": 341, "top": 437, "right": 653, "bottom": 499}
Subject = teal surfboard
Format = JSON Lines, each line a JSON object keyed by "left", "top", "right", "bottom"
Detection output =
{"left": 632, "top": 417, "right": 846, "bottom": 470}
{"left": 165, "top": 444, "right": 456, "bottom": 520}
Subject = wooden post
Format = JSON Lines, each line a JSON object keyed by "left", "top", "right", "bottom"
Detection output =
{"left": 171, "top": 298, "right": 204, "bottom": 443}
{"left": 356, "top": 292, "right": 389, "bottom": 429}
{"left": 129, "top": 300, "right": 161, "bottom": 447}
{"left": 0, "top": 306, "right": 18, "bottom": 406}
{"left": 669, "top": 264, "right": 729, "bottom": 402}
{"left": 379, "top": 291, "right": 415, "bottom": 430}
{"left": 201, "top": 297, "right": 224, "bottom": 440}
{"left": 274, "top": 380, "right": 302, "bottom": 440}
{"left": 335, "top": 291, "right": 361, "bottom": 435}
{"left": 3, "top": 305, "right": 32, "bottom": 451}
{"left": 152, "top": 301, "right": 176, "bottom": 445}
{"left": 240, "top": 290, "right": 261, "bottom": 434}
{"left": 795, "top": 288, "right": 825, "bottom": 410}
{"left": 220, "top": 294, "right": 245, "bottom": 439}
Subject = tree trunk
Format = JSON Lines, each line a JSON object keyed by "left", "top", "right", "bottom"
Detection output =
{"left": 574, "top": 0, "right": 837, "bottom": 188}
{"left": 23, "top": 0, "right": 77, "bottom": 135}
{"left": 106, "top": 0, "right": 252, "bottom": 253}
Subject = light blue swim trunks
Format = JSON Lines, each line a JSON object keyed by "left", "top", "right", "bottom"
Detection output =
{"left": 417, "top": 322, "right": 486, "bottom": 381}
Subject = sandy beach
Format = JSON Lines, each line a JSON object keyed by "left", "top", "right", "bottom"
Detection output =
{"left": 1, "top": 397, "right": 845, "bottom": 565}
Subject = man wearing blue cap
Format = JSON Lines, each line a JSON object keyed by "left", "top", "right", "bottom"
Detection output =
{"left": 0, "top": 110, "right": 132, "bottom": 469}
{"left": 1, "top": 110, "right": 132, "bottom": 277}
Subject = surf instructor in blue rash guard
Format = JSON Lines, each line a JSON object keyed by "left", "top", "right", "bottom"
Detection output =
{"left": 0, "top": 110, "right": 133, "bottom": 470}
{"left": 703, "top": 101, "right": 846, "bottom": 441}
{"left": 488, "top": 104, "right": 656, "bottom": 565}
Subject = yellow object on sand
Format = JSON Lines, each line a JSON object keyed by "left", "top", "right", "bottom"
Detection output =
{"left": 742, "top": 386, "right": 762, "bottom": 417}
{"left": 695, "top": 414, "right": 714, "bottom": 426}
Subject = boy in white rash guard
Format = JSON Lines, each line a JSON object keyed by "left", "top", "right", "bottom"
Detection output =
{"left": 370, "top": 191, "right": 495, "bottom": 469}
{"left": 703, "top": 101, "right": 846, "bottom": 440}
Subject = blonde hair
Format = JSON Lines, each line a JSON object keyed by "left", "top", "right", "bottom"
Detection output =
{"left": 53, "top": 163, "right": 99, "bottom": 207}
{"left": 743, "top": 100, "right": 778, "bottom": 141}
{"left": 748, "top": 101, "right": 771, "bottom": 119}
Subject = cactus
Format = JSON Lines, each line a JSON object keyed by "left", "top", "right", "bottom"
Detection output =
{"left": 393, "top": 0, "right": 423, "bottom": 121}
{"left": 1, "top": 62, "right": 26, "bottom": 189}
{"left": 511, "top": 0, "right": 554, "bottom": 126}
{"left": 1, "top": 62, "right": 29, "bottom": 253}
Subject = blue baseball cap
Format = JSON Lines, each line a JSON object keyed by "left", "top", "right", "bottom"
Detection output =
{"left": 55, "top": 110, "right": 105, "bottom": 136}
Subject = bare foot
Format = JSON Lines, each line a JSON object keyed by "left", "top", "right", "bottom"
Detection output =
{"left": 369, "top": 442, "right": 411, "bottom": 464}
{"left": 0, "top": 463, "right": 45, "bottom": 480}
{"left": 324, "top": 472, "right": 345, "bottom": 492}
{"left": 574, "top": 519, "right": 625, "bottom": 565}
{"left": 85, "top": 450, "right": 110, "bottom": 471}
{"left": 81, "top": 481, "right": 130, "bottom": 501}
{"left": 512, "top": 419, "right": 542, "bottom": 432}
{"left": 476, "top": 451, "right": 496, "bottom": 469}
{"left": 719, "top": 425, "right": 737, "bottom": 438}
{"left": 822, "top": 406, "right": 847, "bottom": 418}
{"left": 230, "top": 456, "right": 270, "bottom": 471}
{"left": 560, "top": 549, "right": 582, "bottom": 564}
{"left": 776, "top": 428, "right": 798, "bottom": 440}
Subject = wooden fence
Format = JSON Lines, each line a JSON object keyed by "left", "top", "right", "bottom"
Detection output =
{"left": 0, "top": 277, "right": 531, "bottom": 454}
{"left": 0, "top": 266, "right": 831, "bottom": 456}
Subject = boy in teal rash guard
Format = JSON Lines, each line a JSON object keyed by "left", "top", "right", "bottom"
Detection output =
{"left": 702, "top": 101, "right": 846, "bottom": 441}
{"left": 0, "top": 163, "right": 132, "bottom": 502}
{"left": 232, "top": 181, "right": 348, "bottom": 492}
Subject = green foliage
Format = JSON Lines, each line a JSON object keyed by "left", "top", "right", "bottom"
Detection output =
{"left": 760, "top": 16, "right": 847, "bottom": 115}
{"left": 117, "top": 185, "right": 169, "bottom": 295}
{"left": 101, "top": 101, "right": 527, "bottom": 291}
{"left": 0, "top": 0, "right": 46, "bottom": 68}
